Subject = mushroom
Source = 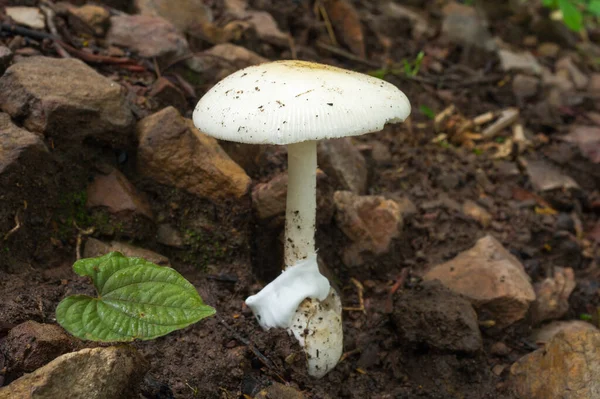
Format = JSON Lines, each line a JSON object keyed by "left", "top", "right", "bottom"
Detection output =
{"left": 193, "top": 60, "right": 411, "bottom": 377}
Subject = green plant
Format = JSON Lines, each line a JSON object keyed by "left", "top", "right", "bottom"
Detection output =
{"left": 419, "top": 105, "right": 436, "bottom": 120}
{"left": 56, "top": 252, "right": 215, "bottom": 341}
{"left": 368, "top": 51, "right": 425, "bottom": 79}
{"left": 542, "top": 0, "right": 600, "bottom": 31}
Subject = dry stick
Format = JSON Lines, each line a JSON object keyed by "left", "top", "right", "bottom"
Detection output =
{"left": 315, "top": 40, "right": 379, "bottom": 68}
{"left": 39, "top": 2, "right": 70, "bottom": 58}
{"left": 314, "top": 0, "right": 338, "bottom": 46}
{"left": 3, "top": 210, "right": 22, "bottom": 241}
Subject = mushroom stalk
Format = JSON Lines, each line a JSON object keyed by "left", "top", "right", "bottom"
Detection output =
{"left": 284, "top": 140, "right": 317, "bottom": 266}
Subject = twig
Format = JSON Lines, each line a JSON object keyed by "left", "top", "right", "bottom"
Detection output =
{"left": 314, "top": 0, "right": 338, "bottom": 46}
{"left": 74, "top": 222, "right": 95, "bottom": 260}
{"left": 3, "top": 209, "right": 22, "bottom": 240}
{"left": 343, "top": 278, "right": 366, "bottom": 314}
{"left": 39, "top": 1, "right": 70, "bottom": 58}
{"left": 384, "top": 268, "right": 409, "bottom": 313}
{"left": 315, "top": 40, "right": 379, "bottom": 67}
{"left": 219, "top": 319, "right": 280, "bottom": 373}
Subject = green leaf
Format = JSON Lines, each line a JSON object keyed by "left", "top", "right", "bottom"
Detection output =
{"left": 419, "top": 105, "right": 436, "bottom": 120}
{"left": 56, "top": 252, "right": 215, "bottom": 342}
{"left": 558, "top": 0, "right": 583, "bottom": 31}
{"left": 589, "top": 0, "right": 600, "bottom": 16}
{"left": 542, "top": 0, "right": 557, "bottom": 8}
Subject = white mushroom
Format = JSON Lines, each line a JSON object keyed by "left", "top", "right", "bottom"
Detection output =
{"left": 193, "top": 60, "right": 410, "bottom": 378}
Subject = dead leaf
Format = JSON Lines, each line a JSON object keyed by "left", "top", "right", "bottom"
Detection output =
{"left": 322, "top": 0, "right": 366, "bottom": 58}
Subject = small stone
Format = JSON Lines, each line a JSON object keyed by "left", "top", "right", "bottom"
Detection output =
{"left": 136, "top": 106, "right": 251, "bottom": 201}
{"left": 423, "top": 235, "right": 535, "bottom": 327}
{"left": 531, "top": 320, "right": 598, "bottom": 345}
{"left": 512, "top": 74, "right": 539, "bottom": 100}
{"left": 0, "top": 46, "right": 13, "bottom": 75}
{"left": 319, "top": 138, "right": 368, "bottom": 194}
{"left": 2, "top": 321, "right": 74, "bottom": 374}
{"left": 537, "top": 42, "right": 560, "bottom": 58}
{"left": 555, "top": 213, "right": 575, "bottom": 232}
{"left": 392, "top": 280, "right": 483, "bottom": 353}
{"left": 0, "top": 346, "right": 149, "bottom": 399}
{"left": 148, "top": 77, "right": 187, "bottom": 114}
{"left": 381, "top": 2, "right": 433, "bottom": 40}
{"left": 0, "top": 57, "right": 134, "bottom": 146}
{"left": 156, "top": 224, "right": 185, "bottom": 248}
{"left": 490, "top": 342, "right": 511, "bottom": 357}
{"left": 492, "top": 364, "right": 507, "bottom": 376}
{"left": 462, "top": 200, "right": 492, "bottom": 227}
{"left": 0, "top": 113, "right": 48, "bottom": 176}
{"left": 107, "top": 15, "right": 189, "bottom": 60}
{"left": 562, "top": 125, "right": 600, "bottom": 164}
{"left": 498, "top": 49, "right": 542, "bottom": 75}
{"left": 441, "top": 1, "right": 496, "bottom": 51}
{"left": 255, "top": 382, "right": 304, "bottom": 399}
{"left": 6, "top": 7, "right": 45, "bottom": 30}
{"left": 135, "top": 0, "right": 213, "bottom": 34}
{"left": 556, "top": 57, "right": 589, "bottom": 90}
{"left": 525, "top": 159, "right": 579, "bottom": 191}
{"left": 84, "top": 237, "right": 170, "bottom": 266}
{"left": 334, "top": 191, "right": 403, "bottom": 266}
{"left": 510, "top": 329, "right": 600, "bottom": 399}
{"left": 225, "top": 0, "right": 288, "bottom": 47}
{"left": 68, "top": 4, "right": 110, "bottom": 36}
{"left": 86, "top": 168, "right": 153, "bottom": 220}
{"left": 186, "top": 43, "right": 269, "bottom": 82}
{"left": 531, "top": 267, "right": 576, "bottom": 324}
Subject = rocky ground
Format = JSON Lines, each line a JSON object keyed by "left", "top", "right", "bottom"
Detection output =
{"left": 0, "top": 0, "right": 599, "bottom": 398}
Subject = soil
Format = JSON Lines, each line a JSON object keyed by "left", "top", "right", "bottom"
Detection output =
{"left": 1, "top": 0, "right": 599, "bottom": 398}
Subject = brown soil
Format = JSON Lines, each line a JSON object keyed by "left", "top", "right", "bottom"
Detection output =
{"left": 1, "top": 0, "right": 599, "bottom": 398}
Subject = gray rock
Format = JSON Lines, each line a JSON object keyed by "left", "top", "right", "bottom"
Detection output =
{"left": 441, "top": 2, "right": 496, "bottom": 51}
{"left": 525, "top": 159, "right": 579, "bottom": 191}
{"left": 0, "top": 57, "right": 134, "bottom": 147}
{"left": 135, "top": 0, "right": 213, "bottom": 34}
{"left": 512, "top": 74, "right": 540, "bottom": 100}
{"left": 0, "top": 46, "right": 13, "bottom": 75}
{"left": 498, "top": 50, "right": 542, "bottom": 75}
{"left": 319, "top": 137, "right": 367, "bottom": 194}
{"left": 0, "top": 346, "right": 148, "bottom": 399}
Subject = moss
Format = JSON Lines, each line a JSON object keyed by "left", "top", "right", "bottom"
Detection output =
{"left": 55, "top": 190, "right": 93, "bottom": 240}
{"left": 182, "top": 228, "right": 228, "bottom": 268}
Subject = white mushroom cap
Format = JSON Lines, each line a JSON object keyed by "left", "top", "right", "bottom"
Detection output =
{"left": 193, "top": 60, "right": 411, "bottom": 145}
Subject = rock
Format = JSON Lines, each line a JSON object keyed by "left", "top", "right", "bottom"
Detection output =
{"left": 86, "top": 168, "right": 153, "bottom": 219}
{"left": 441, "top": 1, "right": 495, "bottom": 51}
{"left": 537, "top": 42, "right": 560, "bottom": 58}
{"left": 556, "top": 57, "right": 589, "bottom": 90}
{"left": 384, "top": 194, "right": 418, "bottom": 218}
{"left": 252, "top": 170, "right": 333, "bottom": 225}
{"left": 531, "top": 267, "right": 576, "bottom": 325}
{"left": 498, "top": 50, "right": 542, "bottom": 75}
{"left": 0, "top": 46, "right": 13, "bottom": 75}
{"left": 6, "top": 7, "right": 45, "bottom": 30}
{"left": 135, "top": 0, "right": 213, "bottom": 34}
{"left": 148, "top": 77, "right": 187, "bottom": 115}
{"left": 512, "top": 74, "right": 539, "bottom": 100}
{"left": 531, "top": 320, "right": 598, "bottom": 345}
{"left": 562, "top": 126, "right": 600, "bottom": 164}
{"left": 107, "top": 15, "right": 189, "bottom": 60}
{"left": 83, "top": 237, "right": 170, "bottom": 266}
{"left": 0, "top": 57, "right": 134, "bottom": 146}
{"left": 0, "top": 346, "right": 148, "bottom": 399}
{"left": 423, "top": 235, "right": 536, "bottom": 327}
{"left": 392, "top": 280, "right": 482, "bottom": 353}
{"left": 542, "top": 66, "right": 574, "bottom": 92}
{"left": 67, "top": 4, "right": 110, "bottom": 36}
{"left": 462, "top": 200, "right": 492, "bottom": 227}
{"left": 255, "top": 382, "right": 304, "bottom": 399}
{"left": 136, "top": 106, "right": 251, "bottom": 200}
{"left": 555, "top": 212, "right": 575, "bottom": 232}
{"left": 186, "top": 43, "right": 268, "bottom": 81}
{"left": 318, "top": 138, "right": 367, "bottom": 194}
{"left": 156, "top": 224, "right": 185, "bottom": 248}
{"left": 591, "top": 74, "right": 600, "bottom": 91}
{"left": 0, "top": 113, "right": 48, "bottom": 176}
{"left": 224, "top": 0, "right": 288, "bottom": 46}
{"left": 490, "top": 341, "right": 511, "bottom": 357}
{"left": 510, "top": 329, "right": 600, "bottom": 399}
{"left": 2, "top": 321, "right": 74, "bottom": 375}
{"left": 333, "top": 191, "right": 403, "bottom": 266}
{"left": 525, "top": 159, "right": 579, "bottom": 191}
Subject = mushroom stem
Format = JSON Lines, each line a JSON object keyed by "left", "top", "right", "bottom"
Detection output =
{"left": 284, "top": 140, "right": 317, "bottom": 267}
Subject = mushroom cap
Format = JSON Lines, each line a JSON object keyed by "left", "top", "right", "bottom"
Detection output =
{"left": 193, "top": 60, "right": 411, "bottom": 145}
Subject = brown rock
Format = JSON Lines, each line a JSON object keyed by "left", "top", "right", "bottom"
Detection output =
{"left": 137, "top": 106, "right": 251, "bottom": 201}
{"left": 591, "top": 74, "right": 600, "bottom": 92}
{"left": 334, "top": 191, "right": 402, "bottom": 266}
{"left": 319, "top": 138, "right": 368, "bottom": 194}
{"left": 392, "top": 280, "right": 482, "bottom": 353}
{"left": 498, "top": 50, "right": 542, "bottom": 75}
{"left": 0, "top": 113, "right": 47, "bottom": 175}
{"left": 83, "top": 237, "right": 170, "bottom": 266}
{"left": 148, "top": 77, "right": 187, "bottom": 114}
{"left": 537, "top": 42, "right": 560, "bottom": 58}
{"left": 0, "top": 346, "right": 148, "bottom": 399}
{"left": 252, "top": 170, "right": 333, "bottom": 224}
{"left": 531, "top": 267, "right": 576, "bottom": 324}
{"left": 423, "top": 235, "right": 535, "bottom": 327}
{"left": 135, "top": 0, "right": 213, "bottom": 34}
{"left": 510, "top": 329, "right": 600, "bottom": 399}
{"left": 462, "top": 200, "right": 492, "bottom": 227}
{"left": 186, "top": 43, "right": 269, "bottom": 81}
{"left": 556, "top": 57, "right": 589, "bottom": 90}
{"left": 86, "top": 168, "right": 153, "bottom": 219}
{"left": 531, "top": 320, "right": 598, "bottom": 345}
{"left": 224, "top": 0, "right": 288, "bottom": 46}
{"left": 563, "top": 125, "right": 600, "bottom": 164}
{"left": 107, "top": 15, "right": 189, "bottom": 60}
{"left": 525, "top": 159, "right": 579, "bottom": 191}
{"left": 255, "top": 382, "right": 304, "bottom": 399}
{"left": 441, "top": 1, "right": 495, "bottom": 51}
{"left": 156, "top": 224, "right": 185, "bottom": 248}
{"left": 512, "top": 74, "right": 539, "bottom": 100}
{"left": 5, "top": 7, "right": 45, "bottom": 30}
{"left": 67, "top": 4, "right": 110, "bottom": 36}
{"left": 2, "top": 321, "right": 74, "bottom": 374}
{"left": 0, "top": 57, "right": 134, "bottom": 146}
